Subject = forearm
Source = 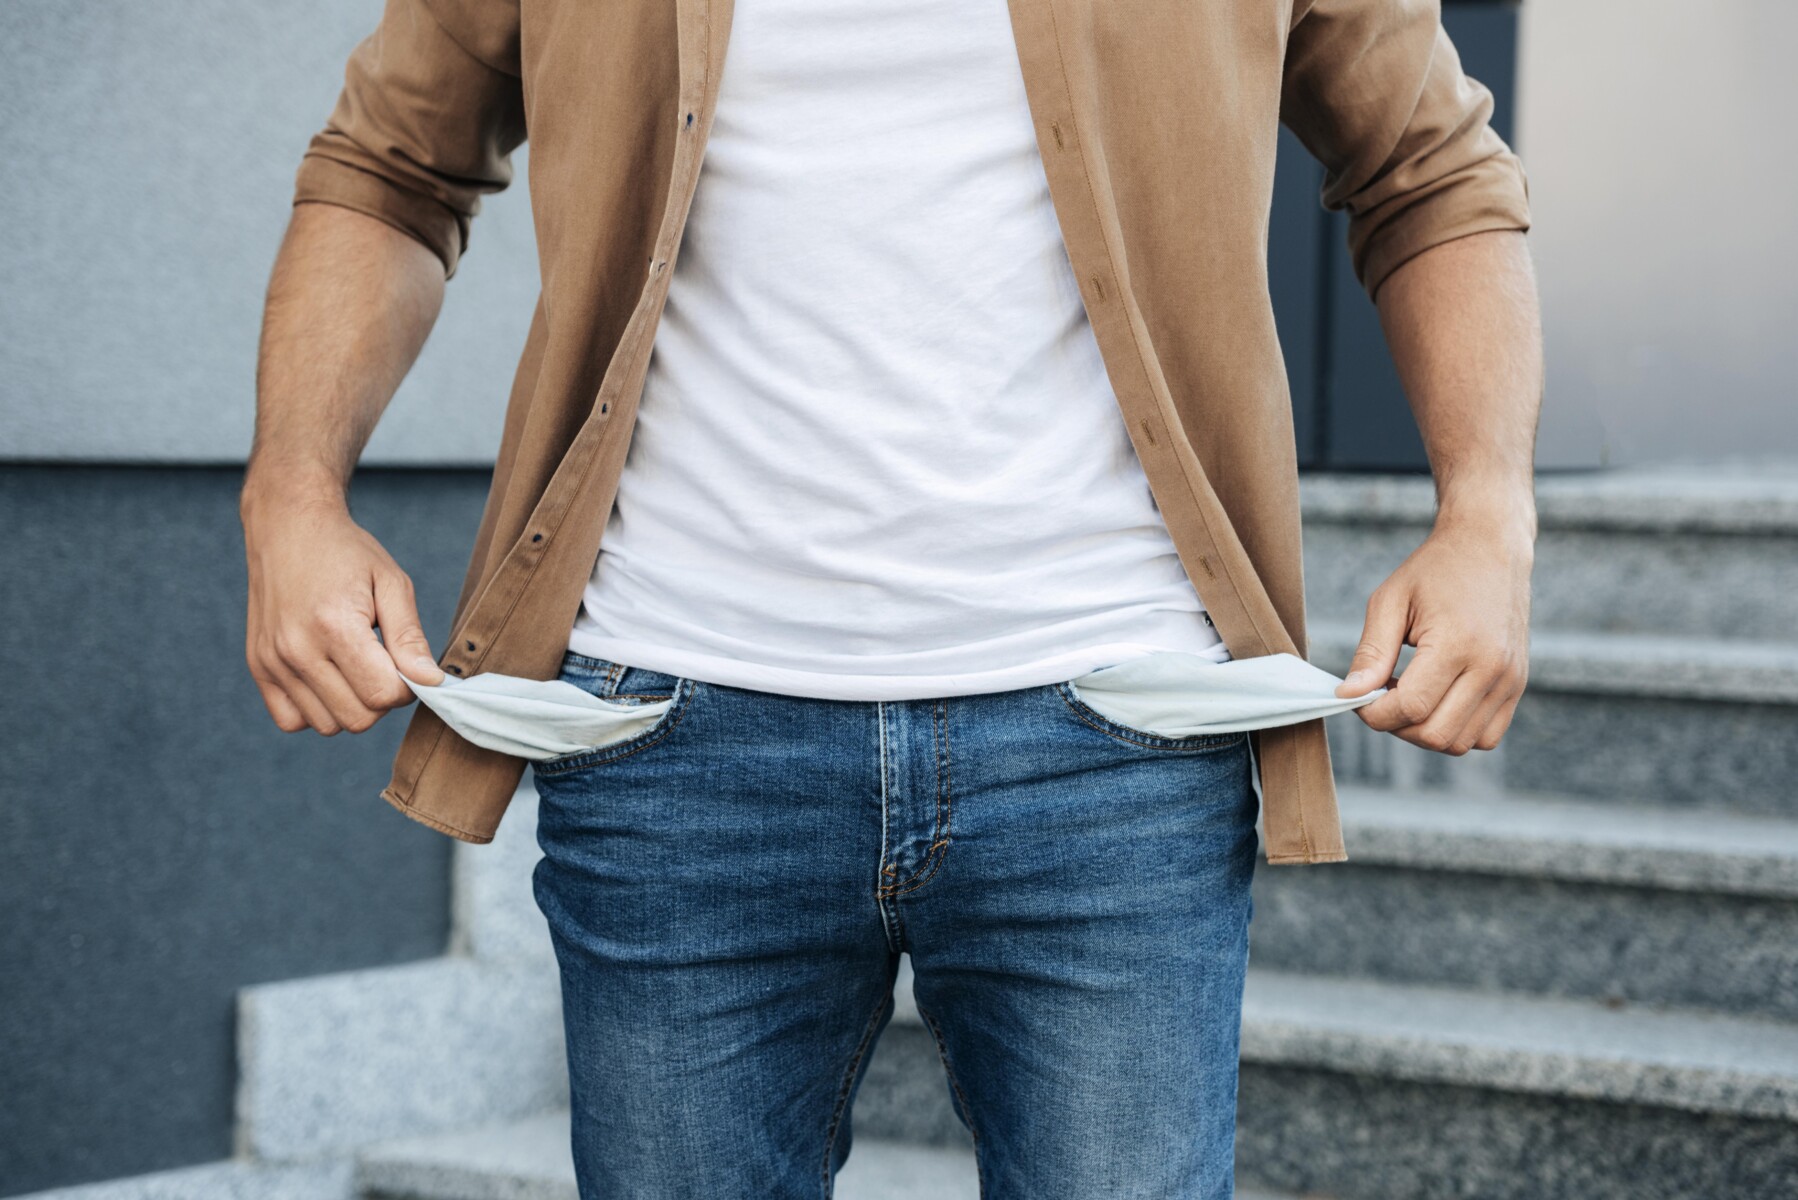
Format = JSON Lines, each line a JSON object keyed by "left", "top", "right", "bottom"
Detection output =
{"left": 1374, "top": 228, "right": 1543, "bottom": 547}
{"left": 243, "top": 202, "right": 445, "bottom": 519}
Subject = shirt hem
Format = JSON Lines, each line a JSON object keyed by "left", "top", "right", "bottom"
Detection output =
{"left": 379, "top": 785, "right": 495, "bottom": 845}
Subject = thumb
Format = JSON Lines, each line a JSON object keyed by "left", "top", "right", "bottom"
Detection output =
{"left": 1336, "top": 587, "right": 1407, "bottom": 697}
{"left": 373, "top": 572, "right": 444, "bottom": 686}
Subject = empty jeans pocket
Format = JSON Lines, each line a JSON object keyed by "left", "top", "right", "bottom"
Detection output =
{"left": 400, "top": 653, "right": 692, "bottom": 769}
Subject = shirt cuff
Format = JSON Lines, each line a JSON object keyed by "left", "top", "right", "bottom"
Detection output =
{"left": 1353, "top": 151, "right": 1532, "bottom": 303}
{"left": 293, "top": 152, "right": 469, "bottom": 279}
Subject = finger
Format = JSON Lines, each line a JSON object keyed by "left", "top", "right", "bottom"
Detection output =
{"left": 1392, "top": 668, "right": 1501, "bottom": 755}
{"left": 261, "top": 654, "right": 344, "bottom": 735}
{"left": 1336, "top": 587, "right": 1410, "bottom": 698}
{"left": 250, "top": 667, "right": 310, "bottom": 734}
{"left": 1355, "top": 642, "right": 1464, "bottom": 733}
{"left": 277, "top": 635, "right": 383, "bottom": 734}
{"left": 328, "top": 616, "right": 415, "bottom": 714}
{"left": 1472, "top": 689, "right": 1524, "bottom": 751}
{"left": 1454, "top": 676, "right": 1520, "bottom": 753}
{"left": 373, "top": 571, "right": 444, "bottom": 685}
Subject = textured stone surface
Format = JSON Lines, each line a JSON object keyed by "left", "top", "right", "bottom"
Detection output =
{"left": 237, "top": 958, "right": 566, "bottom": 1161}
{"left": 1304, "top": 515, "right": 1798, "bottom": 642}
{"left": 1300, "top": 465, "right": 1798, "bottom": 535}
{"left": 1309, "top": 621, "right": 1798, "bottom": 706}
{"left": 1238, "top": 1064, "right": 1798, "bottom": 1200}
{"left": 354, "top": 1109, "right": 1304, "bottom": 1200}
{"left": 1301, "top": 461, "right": 1798, "bottom": 656}
{"left": 10, "top": 1160, "right": 355, "bottom": 1200}
{"left": 1502, "top": 691, "right": 1798, "bottom": 815}
{"left": 1252, "top": 861, "right": 1798, "bottom": 1020}
{"left": 1520, "top": 630, "right": 1798, "bottom": 705}
{"left": 451, "top": 779, "right": 556, "bottom": 967}
{"left": 1305, "top": 624, "right": 1798, "bottom": 814}
{"left": 1240, "top": 970, "right": 1798, "bottom": 1120}
{"left": 354, "top": 1111, "right": 985, "bottom": 1200}
{"left": 1327, "top": 786, "right": 1798, "bottom": 897}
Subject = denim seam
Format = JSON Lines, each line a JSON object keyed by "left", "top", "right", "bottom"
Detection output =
{"left": 820, "top": 991, "right": 894, "bottom": 1198}
{"left": 878, "top": 700, "right": 952, "bottom": 898}
{"left": 874, "top": 702, "right": 904, "bottom": 954}
{"left": 1055, "top": 683, "right": 1247, "bottom": 752}
{"left": 914, "top": 999, "right": 985, "bottom": 1197}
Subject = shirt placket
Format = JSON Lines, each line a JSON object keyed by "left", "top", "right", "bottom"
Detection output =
{"left": 1003, "top": 0, "right": 1278, "bottom": 666}
{"left": 437, "top": 0, "right": 723, "bottom": 682}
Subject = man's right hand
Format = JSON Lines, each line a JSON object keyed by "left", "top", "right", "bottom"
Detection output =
{"left": 241, "top": 478, "right": 446, "bottom": 736}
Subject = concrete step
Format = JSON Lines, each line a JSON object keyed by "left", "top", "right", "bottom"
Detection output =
{"left": 354, "top": 1112, "right": 978, "bottom": 1199}
{"left": 1308, "top": 623, "right": 1798, "bottom": 816}
{"left": 9, "top": 1160, "right": 354, "bottom": 1200}
{"left": 1250, "top": 786, "right": 1798, "bottom": 1019}
{"left": 236, "top": 957, "right": 566, "bottom": 1162}
{"left": 1239, "top": 969, "right": 1798, "bottom": 1120}
{"left": 863, "top": 967, "right": 1798, "bottom": 1199}
{"left": 349, "top": 1109, "right": 1313, "bottom": 1199}
{"left": 1299, "top": 465, "right": 1798, "bottom": 641}
{"left": 1235, "top": 970, "right": 1798, "bottom": 1199}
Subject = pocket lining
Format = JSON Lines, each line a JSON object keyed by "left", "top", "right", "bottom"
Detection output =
{"left": 1054, "top": 681, "right": 1248, "bottom": 753}
{"left": 532, "top": 670, "right": 698, "bottom": 776}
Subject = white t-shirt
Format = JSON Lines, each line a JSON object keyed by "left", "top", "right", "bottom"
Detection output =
{"left": 566, "top": 0, "right": 1229, "bottom": 700}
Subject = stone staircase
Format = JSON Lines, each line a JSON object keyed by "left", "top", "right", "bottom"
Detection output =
{"left": 23, "top": 463, "right": 1797, "bottom": 1199}
{"left": 1228, "top": 465, "right": 1798, "bottom": 1197}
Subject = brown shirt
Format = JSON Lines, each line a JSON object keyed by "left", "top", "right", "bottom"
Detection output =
{"left": 292, "top": 0, "right": 1530, "bottom": 864}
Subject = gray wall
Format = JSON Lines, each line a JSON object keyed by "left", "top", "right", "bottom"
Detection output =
{"left": 1516, "top": 0, "right": 1798, "bottom": 466}
{"left": 0, "top": 0, "right": 539, "bottom": 465}
{"left": 0, "top": 466, "right": 490, "bottom": 1196}
{"left": 14, "top": 0, "right": 1787, "bottom": 473}
{"left": 1, "top": 3, "right": 530, "bottom": 1190}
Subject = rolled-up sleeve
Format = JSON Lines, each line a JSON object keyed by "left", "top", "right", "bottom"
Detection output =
{"left": 1280, "top": 0, "right": 1531, "bottom": 301}
{"left": 293, "top": 0, "right": 526, "bottom": 279}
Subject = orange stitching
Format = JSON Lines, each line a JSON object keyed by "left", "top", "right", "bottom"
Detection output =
{"left": 877, "top": 700, "right": 954, "bottom": 897}
{"left": 821, "top": 990, "right": 893, "bottom": 1191}
{"left": 915, "top": 999, "right": 984, "bottom": 1192}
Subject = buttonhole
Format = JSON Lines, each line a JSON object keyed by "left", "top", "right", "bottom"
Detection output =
{"left": 531, "top": 533, "right": 544, "bottom": 543}
{"left": 464, "top": 641, "right": 475, "bottom": 652}
{"left": 447, "top": 665, "right": 464, "bottom": 676}
{"left": 685, "top": 112, "right": 695, "bottom": 128}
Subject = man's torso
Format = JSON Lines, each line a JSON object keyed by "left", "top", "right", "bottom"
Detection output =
{"left": 566, "top": 0, "right": 1228, "bottom": 699}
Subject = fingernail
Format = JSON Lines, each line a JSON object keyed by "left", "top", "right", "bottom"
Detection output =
{"left": 1343, "top": 670, "right": 1371, "bottom": 689}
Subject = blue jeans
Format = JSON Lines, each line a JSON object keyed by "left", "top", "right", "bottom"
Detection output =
{"left": 531, "top": 650, "right": 1260, "bottom": 1199}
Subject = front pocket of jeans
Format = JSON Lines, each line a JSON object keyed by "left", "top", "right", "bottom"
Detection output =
{"left": 531, "top": 676, "right": 696, "bottom": 776}
{"left": 1055, "top": 680, "right": 1247, "bottom": 752}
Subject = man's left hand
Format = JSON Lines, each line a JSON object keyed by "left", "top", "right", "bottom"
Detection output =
{"left": 1333, "top": 513, "right": 1534, "bottom": 755}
